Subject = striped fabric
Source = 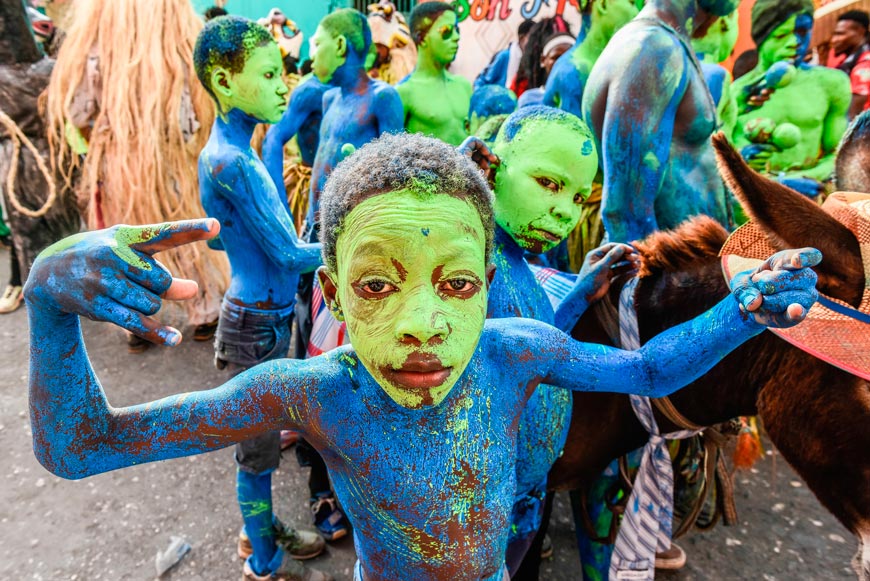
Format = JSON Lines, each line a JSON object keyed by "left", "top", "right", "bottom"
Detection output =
{"left": 610, "top": 278, "right": 700, "bottom": 581}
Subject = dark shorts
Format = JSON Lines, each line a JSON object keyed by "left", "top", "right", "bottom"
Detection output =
{"left": 214, "top": 299, "right": 294, "bottom": 475}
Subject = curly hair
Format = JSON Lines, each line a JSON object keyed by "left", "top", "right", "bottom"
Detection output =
{"left": 193, "top": 15, "right": 274, "bottom": 103}
{"left": 320, "top": 133, "right": 494, "bottom": 271}
{"left": 515, "top": 17, "right": 572, "bottom": 92}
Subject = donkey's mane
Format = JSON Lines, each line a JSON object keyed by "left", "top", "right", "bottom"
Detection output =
{"left": 634, "top": 216, "right": 729, "bottom": 277}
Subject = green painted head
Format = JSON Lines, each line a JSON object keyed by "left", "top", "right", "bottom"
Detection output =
{"left": 193, "top": 16, "right": 288, "bottom": 122}
{"left": 491, "top": 106, "right": 598, "bottom": 254}
{"left": 410, "top": 2, "right": 459, "bottom": 64}
{"left": 758, "top": 14, "right": 802, "bottom": 67}
{"left": 588, "top": 0, "right": 639, "bottom": 38}
{"left": 692, "top": 10, "right": 739, "bottom": 62}
{"left": 312, "top": 8, "right": 372, "bottom": 83}
{"left": 318, "top": 133, "right": 495, "bottom": 409}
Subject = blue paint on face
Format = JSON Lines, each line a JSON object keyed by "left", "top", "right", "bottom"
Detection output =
{"left": 794, "top": 13, "right": 814, "bottom": 63}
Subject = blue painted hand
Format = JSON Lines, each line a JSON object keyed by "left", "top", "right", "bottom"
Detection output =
{"left": 25, "top": 219, "right": 220, "bottom": 346}
{"left": 729, "top": 247, "right": 820, "bottom": 328}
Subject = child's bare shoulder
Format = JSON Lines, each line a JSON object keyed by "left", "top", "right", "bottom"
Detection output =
{"left": 481, "top": 318, "right": 554, "bottom": 350}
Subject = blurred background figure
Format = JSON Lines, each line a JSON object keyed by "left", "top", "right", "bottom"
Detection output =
{"left": 45, "top": 0, "right": 229, "bottom": 350}
{"left": 474, "top": 18, "right": 535, "bottom": 90}
{"left": 827, "top": 10, "right": 870, "bottom": 118}
{"left": 512, "top": 16, "right": 574, "bottom": 102}
{"left": 0, "top": 1, "right": 79, "bottom": 314}
{"left": 367, "top": 0, "right": 417, "bottom": 84}
{"left": 258, "top": 8, "right": 305, "bottom": 75}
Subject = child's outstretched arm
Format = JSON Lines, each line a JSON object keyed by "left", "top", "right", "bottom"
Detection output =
{"left": 25, "top": 221, "right": 322, "bottom": 479}
{"left": 506, "top": 248, "right": 819, "bottom": 396}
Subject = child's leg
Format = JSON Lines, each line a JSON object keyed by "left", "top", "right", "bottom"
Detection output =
{"left": 297, "top": 439, "right": 349, "bottom": 541}
{"left": 571, "top": 467, "right": 618, "bottom": 581}
{"left": 236, "top": 432, "right": 282, "bottom": 574}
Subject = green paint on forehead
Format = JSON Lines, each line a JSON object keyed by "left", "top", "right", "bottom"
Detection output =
{"left": 332, "top": 190, "right": 488, "bottom": 409}
{"left": 492, "top": 113, "right": 599, "bottom": 253}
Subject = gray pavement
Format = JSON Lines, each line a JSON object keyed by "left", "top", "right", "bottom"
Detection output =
{"left": 0, "top": 247, "right": 857, "bottom": 580}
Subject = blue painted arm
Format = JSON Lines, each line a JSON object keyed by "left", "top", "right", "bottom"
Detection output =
{"left": 262, "top": 82, "right": 324, "bottom": 211}
{"left": 24, "top": 223, "right": 330, "bottom": 479}
{"left": 553, "top": 243, "right": 637, "bottom": 332}
{"left": 374, "top": 84, "right": 406, "bottom": 134}
{"left": 598, "top": 38, "right": 686, "bottom": 243}
{"left": 473, "top": 48, "right": 510, "bottom": 91}
{"left": 218, "top": 157, "right": 321, "bottom": 273}
{"left": 516, "top": 248, "right": 819, "bottom": 395}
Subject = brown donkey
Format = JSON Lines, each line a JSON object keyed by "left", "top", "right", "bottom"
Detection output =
{"left": 549, "top": 135, "right": 870, "bottom": 579}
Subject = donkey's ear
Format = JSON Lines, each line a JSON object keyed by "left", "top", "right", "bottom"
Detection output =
{"left": 712, "top": 132, "right": 864, "bottom": 305}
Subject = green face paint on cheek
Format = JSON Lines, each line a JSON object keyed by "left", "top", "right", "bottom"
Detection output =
{"left": 759, "top": 15, "right": 800, "bottom": 67}
{"left": 312, "top": 26, "right": 346, "bottom": 83}
{"left": 330, "top": 190, "right": 489, "bottom": 409}
{"left": 492, "top": 119, "right": 598, "bottom": 253}
{"left": 227, "top": 43, "right": 288, "bottom": 123}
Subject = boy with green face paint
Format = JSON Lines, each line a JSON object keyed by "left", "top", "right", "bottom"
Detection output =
{"left": 396, "top": 2, "right": 472, "bottom": 146}
{"left": 732, "top": 0, "right": 852, "bottom": 198}
{"left": 483, "top": 106, "right": 638, "bottom": 575}
{"left": 192, "top": 16, "right": 329, "bottom": 581}
{"left": 25, "top": 132, "right": 820, "bottom": 580}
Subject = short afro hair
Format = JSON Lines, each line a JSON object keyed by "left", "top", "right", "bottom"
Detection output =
{"left": 409, "top": 1, "right": 454, "bottom": 45}
{"left": 320, "top": 8, "right": 372, "bottom": 59}
{"left": 320, "top": 133, "right": 494, "bottom": 272}
{"left": 839, "top": 10, "right": 870, "bottom": 30}
{"left": 194, "top": 16, "right": 274, "bottom": 103}
{"left": 469, "top": 85, "right": 517, "bottom": 120}
{"left": 495, "top": 105, "right": 593, "bottom": 145}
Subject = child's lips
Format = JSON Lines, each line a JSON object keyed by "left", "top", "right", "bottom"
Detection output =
{"left": 381, "top": 354, "right": 452, "bottom": 389}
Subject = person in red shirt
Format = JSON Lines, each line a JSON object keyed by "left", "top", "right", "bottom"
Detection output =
{"left": 828, "top": 10, "right": 870, "bottom": 117}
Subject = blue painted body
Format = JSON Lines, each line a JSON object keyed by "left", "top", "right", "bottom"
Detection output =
{"left": 543, "top": 20, "right": 590, "bottom": 118}
{"left": 198, "top": 108, "right": 321, "bottom": 309}
{"left": 262, "top": 76, "right": 331, "bottom": 207}
{"left": 303, "top": 53, "right": 404, "bottom": 224}
{"left": 21, "top": 223, "right": 823, "bottom": 579}
{"left": 582, "top": 10, "right": 729, "bottom": 243}
{"left": 474, "top": 47, "right": 511, "bottom": 90}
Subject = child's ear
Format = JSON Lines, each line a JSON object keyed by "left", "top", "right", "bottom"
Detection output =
{"left": 317, "top": 266, "right": 339, "bottom": 308}
{"left": 211, "top": 67, "right": 232, "bottom": 98}
{"left": 336, "top": 35, "right": 348, "bottom": 59}
{"left": 485, "top": 263, "right": 496, "bottom": 288}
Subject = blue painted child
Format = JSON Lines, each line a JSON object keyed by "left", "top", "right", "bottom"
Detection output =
{"left": 25, "top": 131, "right": 819, "bottom": 581}
{"left": 193, "top": 16, "right": 327, "bottom": 581}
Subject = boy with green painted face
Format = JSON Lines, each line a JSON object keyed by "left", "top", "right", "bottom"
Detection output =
{"left": 396, "top": 2, "right": 472, "bottom": 146}
{"left": 733, "top": 0, "right": 851, "bottom": 197}
{"left": 26, "top": 133, "right": 819, "bottom": 580}
{"left": 483, "top": 106, "right": 638, "bottom": 574}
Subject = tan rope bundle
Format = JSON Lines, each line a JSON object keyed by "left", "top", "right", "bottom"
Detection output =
{"left": 0, "top": 109, "right": 57, "bottom": 218}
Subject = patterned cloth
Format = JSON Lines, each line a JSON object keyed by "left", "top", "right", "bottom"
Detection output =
{"left": 609, "top": 278, "right": 700, "bottom": 581}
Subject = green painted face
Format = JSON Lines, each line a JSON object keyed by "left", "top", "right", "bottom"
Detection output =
{"left": 491, "top": 120, "right": 598, "bottom": 253}
{"left": 598, "top": 0, "right": 639, "bottom": 36}
{"left": 421, "top": 10, "right": 459, "bottom": 65}
{"left": 759, "top": 14, "right": 800, "bottom": 67}
{"left": 693, "top": 10, "right": 739, "bottom": 62}
{"left": 312, "top": 25, "right": 346, "bottom": 83}
{"left": 224, "top": 44, "right": 288, "bottom": 123}
{"left": 327, "top": 190, "right": 489, "bottom": 409}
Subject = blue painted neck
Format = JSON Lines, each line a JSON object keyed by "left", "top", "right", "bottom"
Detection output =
{"left": 641, "top": 0, "right": 697, "bottom": 35}
{"left": 495, "top": 226, "right": 525, "bottom": 260}
{"left": 215, "top": 108, "right": 261, "bottom": 148}
{"left": 332, "top": 54, "right": 371, "bottom": 93}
